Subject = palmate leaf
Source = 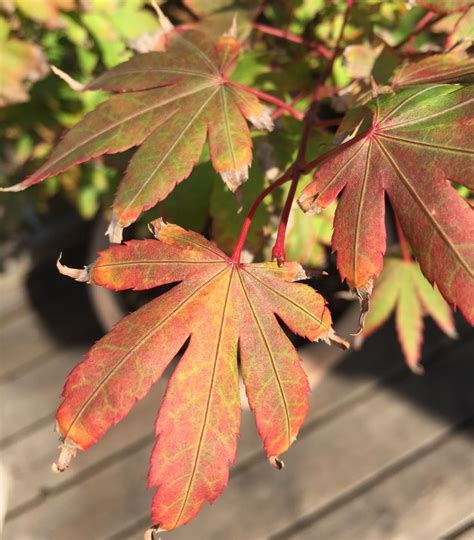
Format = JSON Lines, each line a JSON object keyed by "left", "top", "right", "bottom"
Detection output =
{"left": 54, "top": 221, "right": 345, "bottom": 531}
{"left": 392, "top": 51, "right": 474, "bottom": 89}
{"left": 2, "top": 30, "right": 273, "bottom": 230}
{"left": 357, "top": 257, "right": 457, "bottom": 373}
{"left": 298, "top": 84, "right": 474, "bottom": 324}
{"left": 416, "top": 0, "right": 473, "bottom": 14}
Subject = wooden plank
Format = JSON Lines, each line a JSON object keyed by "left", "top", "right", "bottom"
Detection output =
{"left": 441, "top": 517, "right": 474, "bottom": 539}
{"left": 0, "top": 255, "right": 30, "bottom": 320}
{"left": 284, "top": 425, "right": 473, "bottom": 540}
{"left": 0, "top": 347, "right": 86, "bottom": 445}
{"left": 3, "top": 336, "right": 472, "bottom": 540}
{"left": 1, "top": 306, "right": 415, "bottom": 517}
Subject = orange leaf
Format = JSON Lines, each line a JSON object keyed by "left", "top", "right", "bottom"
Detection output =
{"left": 55, "top": 221, "right": 344, "bottom": 530}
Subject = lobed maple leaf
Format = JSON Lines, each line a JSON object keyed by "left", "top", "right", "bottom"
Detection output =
{"left": 2, "top": 30, "right": 273, "bottom": 231}
{"left": 392, "top": 51, "right": 474, "bottom": 89}
{"left": 298, "top": 84, "right": 474, "bottom": 326}
{"left": 356, "top": 257, "right": 457, "bottom": 373}
{"left": 54, "top": 220, "right": 345, "bottom": 531}
{"left": 416, "top": 0, "right": 473, "bottom": 14}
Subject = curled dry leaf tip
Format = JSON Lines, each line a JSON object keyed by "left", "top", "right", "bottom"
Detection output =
{"left": 351, "top": 280, "right": 373, "bottom": 335}
{"left": 50, "top": 65, "right": 85, "bottom": 92}
{"left": 52, "top": 442, "right": 77, "bottom": 473}
{"left": 144, "top": 525, "right": 165, "bottom": 540}
{"left": 269, "top": 456, "right": 284, "bottom": 469}
{"left": 56, "top": 254, "right": 90, "bottom": 283}
{"left": 105, "top": 211, "right": 124, "bottom": 244}
{"left": 225, "top": 13, "right": 238, "bottom": 39}
{"left": 151, "top": 1, "right": 174, "bottom": 33}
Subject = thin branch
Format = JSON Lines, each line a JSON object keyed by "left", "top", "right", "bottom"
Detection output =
{"left": 226, "top": 80, "right": 304, "bottom": 120}
{"left": 272, "top": 171, "right": 299, "bottom": 264}
{"left": 253, "top": 22, "right": 332, "bottom": 59}
{"left": 230, "top": 171, "right": 294, "bottom": 263}
{"left": 396, "top": 10, "right": 442, "bottom": 50}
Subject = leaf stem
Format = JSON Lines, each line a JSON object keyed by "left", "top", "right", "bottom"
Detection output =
{"left": 252, "top": 22, "right": 332, "bottom": 59}
{"left": 226, "top": 80, "right": 304, "bottom": 120}
{"left": 271, "top": 0, "right": 353, "bottom": 264}
{"left": 395, "top": 215, "right": 411, "bottom": 262}
{"left": 231, "top": 0, "right": 356, "bottom": 264}
{"left": 395, "top": 10, "right": 442, "bottom": 50}
{"left": 230, "top": 170, "right": 294, "bottom": 263}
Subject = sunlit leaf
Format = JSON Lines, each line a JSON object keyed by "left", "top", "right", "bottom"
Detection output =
{"left": 55, "top": 221, "right": 343, "bottom": 530}
{"left": 299, "top": 84, "right": 474, "bottom": 324}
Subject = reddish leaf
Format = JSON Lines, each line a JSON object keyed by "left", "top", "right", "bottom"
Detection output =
{"left": 416, "top": 0, "right": 473, "bottom": 14}
{"left": 298, "top": 84, "right": 474, "bottom": 324}
{"left": 2, "top": 30, "right": 272, "bottom": 229}
{"left": 55, "top": 221, "right": 344, "bottom": 531}
{"left": 392, "top": 51, "right": 474, "bottom": 89}
{"left": 357, "top": 257, "right": 457, "bottom": 372}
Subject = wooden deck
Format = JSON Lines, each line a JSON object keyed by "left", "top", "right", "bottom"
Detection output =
{"left": 1, "top": 252, "right": 473, "bottom": 540}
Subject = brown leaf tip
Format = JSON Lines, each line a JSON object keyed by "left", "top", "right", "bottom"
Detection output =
{"left": 221, "top": 165, "right": 249, "bottom": 192}
{"left": 52, "top": 443, "right": 77, "bottom": 473}
{"left": 144, "top": 525, "right": 165, "bottom": 540}
{"left": 409, "top": 361, "right": 425, "bottom": 376}
{"left": 151, "top": 1, "right": 174, "bottom": 33}
{"left": 327, "top": 328, "right": 350, "bottom": 350}
{"left": 148, "top": 217, "right": 166, "bottom": 239}
{"left": 106, "top": 211, "right": 124, "bottom": 244}
{"left": 352, "top": 280, "right": 374, "bottom": 335}
{"left": 57, "top": 254, "right": 91, "bottom": 283}
{"left": 249, "top": 106, "right": 274, "bottom": 131}
{"left": 269, "top": 455, "right": 284, "bottom": 470}
{"left": 50, "top": 65, "right": 85, "bottom": 92}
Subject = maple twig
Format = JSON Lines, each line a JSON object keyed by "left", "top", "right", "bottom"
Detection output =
{"left": 233, "top": 0, "right": 354, "bottom": 265}
{"left": 314, "top": 0, "right": 353, "bottom": 100}
{"left": 271, "top": 171, "right": 299, "bottom": 264}
{"left": 252, "top": 22, "right": 332, "bottom": 59}
{"left": 395, "top": 215, "right": 411, "bottom": 262}
{"left": 271, "top": 91, "right": 307, "bottom": 120}
{"left": 231, "top": 170, "right": 294, "bottom": 263}
{"left": 227, "top": 80, "right": 304, "bottom": 120}
{"left": 396, "top": 10, "right": 442, "bottom": 50}
{"left": 271, "top": 1, "right": 353, "bottom": 264}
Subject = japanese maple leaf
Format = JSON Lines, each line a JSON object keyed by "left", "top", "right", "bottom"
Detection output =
{"left": 2, "top": 30, "right": 272, "bottom": 231}
{"left": 356, "top": 257, "right": 457, "bottom": 373}
{"left": 298, "top": 84, "right": 474, "bottom": 325}
{"left": 392, "top": 51, "right": 474, "bottom": 89}
{"left": 54, "top": 220, "right": 344, "bottom": 531}
{"left": 416, "top": 0, "right": 473, "bottom": 14}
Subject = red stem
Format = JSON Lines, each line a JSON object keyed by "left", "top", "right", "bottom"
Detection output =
{"left": 396, "top": 11, "right": 441, "bottom": 50}
{"left": 227, "top": 80, "right": 304, "bottom": 120}
{"left": 395, "top": 215, "right": 411, "bottom": 262}
{"left": 230, "top": 171, "right": 293, "bottom": 263}
{"left": 272, "top": 172, "right": 299, "bottom": 264}
{"left": 253, "top": 22, "right": 332, "bottom": 59}
{"left": 313, "top": 0, "right": 353, "bottom": 100}
{"left": 271, "top": 91, "right": 307, "bottom": 121}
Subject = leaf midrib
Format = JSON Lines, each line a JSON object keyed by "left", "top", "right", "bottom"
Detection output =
{"left": 173, "top": 268, "right": 235, "bottom": 528}
{"left": 34, "top": 81, "right": 217, "bottom": 179}
{"left": 375, "top": 138, "right": 473, "bottom": 280}
{"left": 237, "top": 269, "right": 291, "bottom": 450}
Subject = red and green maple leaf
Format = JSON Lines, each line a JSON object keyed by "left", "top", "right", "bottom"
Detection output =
{"left": 2, "top": 30, "right": 272, "bottom": 231}
{"left": 298, "top": 84, "right": 474, "bottom": 325}
{"left": 356, "top": 256, "right": 457, "bottom": 373}
{"left": 54, "top": 220, "right": 345, "bottom": 531}
{"left": 392, "top": 50, "right": 474, "bottom": 89}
